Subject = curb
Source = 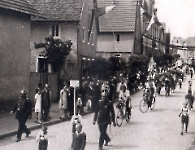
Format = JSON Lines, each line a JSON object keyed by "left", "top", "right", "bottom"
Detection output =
{"left": 0, "top": 89, "right": 143, "bottom": 140}
{"left": 0, "top": 111, "right": 93, "bottom": 140}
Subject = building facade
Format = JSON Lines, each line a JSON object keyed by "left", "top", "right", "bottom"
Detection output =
{"left": 96, "top": 0, "right": 136, "bottom": 60}
{"left": 0, "top": 0, "right": 41, "bottom": 102}
{"left": 96, "top": 0, "right": 168, "bottom": 60}
{"left": 29, "top": 0, "right": 98, "bottom": 94}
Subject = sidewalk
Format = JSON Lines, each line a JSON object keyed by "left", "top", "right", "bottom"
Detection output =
{"left": 0, "top": 102, "right": 64, "bottom": 140}
{"left": 0, "top": 85, "right": 143, "bottom": 140}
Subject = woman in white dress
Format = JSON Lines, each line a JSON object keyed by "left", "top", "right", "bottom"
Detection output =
{"left": 59, "top": 84, "right": 68, "bottom": 120}
{"left": 34, "top": 89, "right": 42, "bottom": 123}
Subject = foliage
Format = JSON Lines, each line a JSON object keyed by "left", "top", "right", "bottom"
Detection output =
{"left": 153, "top": 54, "right": 174, "bottom": 67}
{"left": 89, "top": 57, "right": 110, "bottom": 79}
{"left": 128, "top": 55, "right": 149, "bottom": 74}
{"left": 34, "top": 35, "right": 72, "bottom": 72}
{"left": 108, "top": 56, "right": 127, "bottom": 75}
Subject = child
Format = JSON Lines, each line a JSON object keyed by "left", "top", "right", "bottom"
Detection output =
{"left": 71, "top": 109, "right": 83, "bottom": 134}
{"left": 179, "top": 103, "right": 189, "bottom": 135}
{"left": 36, "top": 125, "right": 48, "bottom": 150}
{"left": 71, "top": 123, "right": 86, "bottom": 150}
{"left": 76, "top": 94, "right": 83, "bottom": 114}
{"left": 34, "top": 89, "right": 42, "bottom": 124}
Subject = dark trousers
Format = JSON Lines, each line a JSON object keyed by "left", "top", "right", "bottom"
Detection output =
{"left": 42, "top": 107, "right": 49, "bottom": 121}
{"left": 98, "top": 124, "right": 110, "bottom": 148}
{"left": 39, "top": 139, "right": 48, "bottom": 150}
{"left": 17, "top": 119, "right": 30, "bottom": 139}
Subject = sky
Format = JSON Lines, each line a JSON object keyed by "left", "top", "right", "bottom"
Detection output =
{"left": 154, "top": 0, "right": 195, "bottom": 40}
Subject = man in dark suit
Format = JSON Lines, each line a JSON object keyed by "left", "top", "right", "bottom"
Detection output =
{"left": 11, "top": 90, "right": 32, "bottom": 142}
{"left": 93, "top": 81, "right": 116, "bottom": 150}
{"left": 42, "top": 84, "right": 51, "bottom": 121}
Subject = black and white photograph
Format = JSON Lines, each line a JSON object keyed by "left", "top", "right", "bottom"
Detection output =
{"left": 0, "top": 0, "right": 195, "bottom": 149}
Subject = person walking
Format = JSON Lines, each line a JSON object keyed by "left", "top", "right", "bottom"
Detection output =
{"left": 10, "top": 90, "right": 32, "bottom": 142}
{"left": 71, "top": 123, "right": 86, "bottom": 150}
{"left": 36, "top": 125, "right": 48, "bottom": 150}
{"left": 179, "top": 102, "right": 189, "bottom": 135}
{"left": 42, "top": 84, "right": 51, "bottom": 121}
{"left": 34, "top": 89, "right": 42, "bottom": 124}
{"left": 93, "top": 81, "right": 116, "bottom": 150}
{"left": 59, "top": 83, "right": 69, "bottom": 120}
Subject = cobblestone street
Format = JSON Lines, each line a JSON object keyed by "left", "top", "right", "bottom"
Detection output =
{"left": 1, "top": 75, "right": 195, "bottom": 150}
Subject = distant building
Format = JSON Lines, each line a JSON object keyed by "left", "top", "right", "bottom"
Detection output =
{"left": 172, "top": 37, "right": 187, "bottom": 59}
{"left": 96, "top": 0, "right": 167, "bottom": 60}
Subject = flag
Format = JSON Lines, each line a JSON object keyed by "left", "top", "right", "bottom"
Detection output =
{"left": 95, "top": 5, "right": 115, "bottom": 17}
{"left": 147, "top": 14, "right": 155, "bottom": 30}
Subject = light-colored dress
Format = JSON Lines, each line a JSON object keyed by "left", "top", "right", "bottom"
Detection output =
{"left": 59, "top": 89, "right": 68, "bottom": 110}
{"left": 35, "top": 93, "right": 41, "bottom": 112}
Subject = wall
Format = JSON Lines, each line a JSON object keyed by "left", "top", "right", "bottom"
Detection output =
{"left": 30, "top": 22, "right": 78, "bottom": 72}
{"left": 97, "top": 33, "right": 134, "bottom": 52}
{"left": 0, "top": 8, "right": 31, "bottom": 101}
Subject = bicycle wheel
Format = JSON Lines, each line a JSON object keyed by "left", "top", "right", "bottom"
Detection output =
{"left": 150, "top": 97, "right": 155, "bottom": 110}
{"left": 139, "top": 100, "right": 148, "bottom": 113}
{"left": 126, "top": 109, "right": 131, "bottom": 123}
{"left": 116, "top": 110, "right": 123, "bottom": 127}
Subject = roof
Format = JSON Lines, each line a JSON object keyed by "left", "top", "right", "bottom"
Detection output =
{"left": 30, "top": 0, "right": 83, "bottom": 21}
{"left": 97, "top": 0, "right": 137, "bottom": 32}
{"left": 0, "top": 0, "right": 43, "bottom": 17}
{"left": 185, "top": 37, "right": 195, "bottom": 47}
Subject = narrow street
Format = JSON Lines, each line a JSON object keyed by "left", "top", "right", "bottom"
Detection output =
{"left": 1, "top": 75, "right": 195, "bottom": 150}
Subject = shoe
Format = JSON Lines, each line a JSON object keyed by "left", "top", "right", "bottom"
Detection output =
{"left": 26, "top": 131, "right": 31, "bottom": 138}
{"left": 38, "top": 121, "right": 42, "bottom": 124}
{"left": 104, "top": 139, "right": 111, "bottom": 146}
{"left": 98, "top": 147, "right": 103, "bottom": 150}
{"left": 16, "top": 139, "right": 21, "bottom": 142}
{"left": 181, "top": 132, "right": 183, "bottom": 135}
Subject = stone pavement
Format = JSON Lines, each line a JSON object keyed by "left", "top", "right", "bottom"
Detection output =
{"left": 0, "top": 101, "right": 63, "bottom": 139}
{"left": 1, "top": 75, "right": 195, "bottom": 150}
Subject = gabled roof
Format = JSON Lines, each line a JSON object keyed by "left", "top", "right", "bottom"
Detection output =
{"left": 0, "top": 0, "right": 43, "bottom": 17}
{"left": 97, "top": 0, "right": 137, "bottom": 32}
{"left": 30, "top": 0, "right": 83, "bottom": 21}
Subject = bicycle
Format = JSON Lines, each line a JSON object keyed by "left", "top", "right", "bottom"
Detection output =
{"left": 116, "top": 101, "right": 132, "bottom": 127}
{"left": 139, "top": 94, "right": 155, "bottom": 113}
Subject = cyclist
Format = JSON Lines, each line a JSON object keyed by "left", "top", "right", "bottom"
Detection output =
{"left": 118, "top": 85, "right": 131, "bottom": 119}
{"left": 146, "top": 81, "right": 155, "bottom": 108}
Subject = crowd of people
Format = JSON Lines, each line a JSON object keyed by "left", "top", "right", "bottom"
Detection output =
{"left": 9, "top": 63, "right": 195, "bottom": 149}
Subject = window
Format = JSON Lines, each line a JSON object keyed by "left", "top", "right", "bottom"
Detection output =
{"left": 37, "top": 57, "right": 48, "bottom": 72}
{"left": 91, "top": 32, "right": 94, "bottom": 45}
{"left": 50, "top": 24, "right": 61, "bottom": 38}
{"left": 116, "top": 34, "right": 120, "bottom": 41}
{"left": 83, "top": 28, "right": 86, "bottom": 42}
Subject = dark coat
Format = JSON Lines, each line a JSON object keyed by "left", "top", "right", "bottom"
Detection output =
{"left": 93, "top": 98, "right": 115, "bottom": 125}
{"left": 42, "top": 89, "right": 51, "bottom": 108}
{"left": 12, "top": 97, "right": 32, "bottom": 120}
